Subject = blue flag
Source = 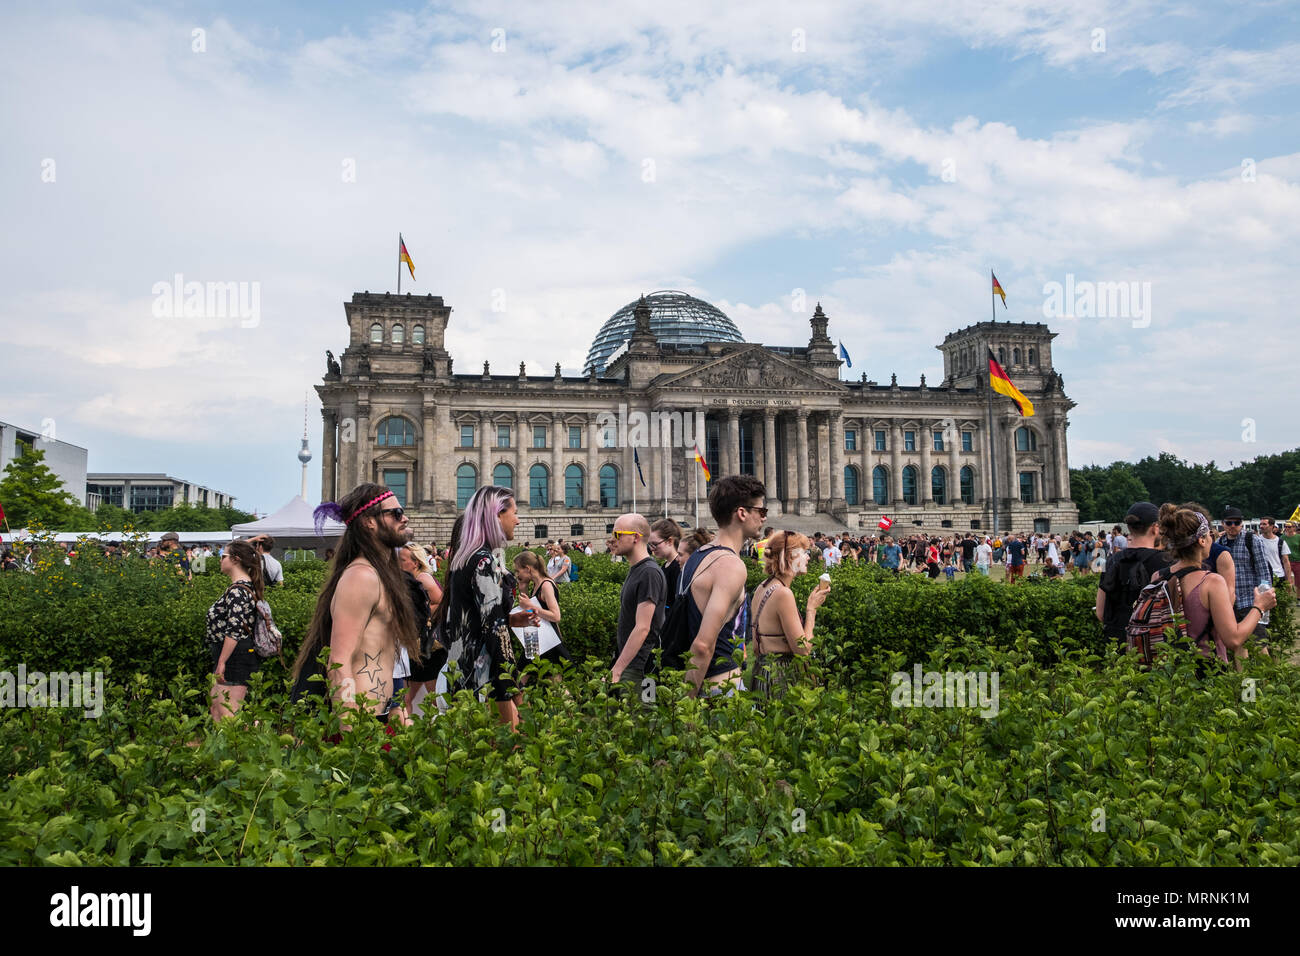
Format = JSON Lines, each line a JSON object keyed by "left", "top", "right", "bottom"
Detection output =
{"left": 633, "top": 447, "right": 647, "bottom": 487}
{"left": 838, "top": 340, "right": 852, "bottom": 368}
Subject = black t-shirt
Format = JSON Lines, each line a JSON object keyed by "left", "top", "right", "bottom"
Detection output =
{"left": 1007, "top": 540, "right": 1027, "bottom": 566}
{"left": 961, "top": 538, "right": 976, "bottom": 560}
{"left": 616, "top": 557, "right": 666, "bottom": 672}
{"left": 662, "top": 559, "right": 680, "bottom": 612}
{"left": 1099, "top": 546, "right": 1171, "bottom": 635}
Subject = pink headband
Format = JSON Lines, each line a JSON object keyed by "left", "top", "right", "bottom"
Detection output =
{"left": 346, "top": 491, "right": 394, "bottom": 524}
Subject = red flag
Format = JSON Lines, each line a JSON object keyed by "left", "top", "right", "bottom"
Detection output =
{"left": 878, "top": 515, "right": 893, "bottom": 530}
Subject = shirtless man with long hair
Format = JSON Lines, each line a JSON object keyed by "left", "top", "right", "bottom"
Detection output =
{"left": 291, "top": 483, "right": 420, "bottom": 726}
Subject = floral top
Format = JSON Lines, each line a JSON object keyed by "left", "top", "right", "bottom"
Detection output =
{"left": 206, "top": 583, "right": 256, "bottom": 646}
{"left": 444, "top": 548, "right": 517, "bottom": 693}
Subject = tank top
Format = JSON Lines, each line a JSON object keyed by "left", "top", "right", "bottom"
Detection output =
{"left": 1179, "top": 570, "right": 1226, "bottom": 663}
{"left": 682, "top": 545, "right": 742, "bottom": 678}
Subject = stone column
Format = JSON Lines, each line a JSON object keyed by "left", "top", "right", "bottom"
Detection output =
{"left": 860, "top": 420, "right": 872, "bottom": 508}
{"left": 321, "top": 409, "right": 337, "bottom": 503}
{"left": 1005, "top": 415, "right": 1019, "bottom": 520}
{"left": 763, "top": 408, "right": 778, "bottom": 501}
{"left": 890, "top": 420, "right": 903, "bottom": 506}
{"left": 718, "top": 409, "right": 733, "bottom": 478}
{"left": 796, "top": 409, "right": 811, "bottom": 515}
{"left": 552, "top": 416, "right": 565, "bottom": 509}
{"left": 339, "top": 403, "right": 357, "bottom": 492}
{"left": 816, "top": 416, "right": 830, "bottom": 505}
{"left": 587, "top": 414, "right": 601, "bottom": 509}
{"left": 1054, "top": 415, "right": 1070, "bottom": 501}
{"left": 920, "top": 419, "right": 933, "bottom": 504}
{"left": 356, "top": 404, "right": 371, "bottom": 487}
{"left": 515, "top": 414, "right": 528, "bottom": 502}
{"left": 479, "top": 413, "right": 491, "bottom": 490}
{"left": 727, "top": 411, "right": 741, "bottom": 478}
{"left": 948, "top": 427, "right": 960, "bottom": 508}
{"left": 828, "top": 410, "right": 845, "bottom": 514}
{"left": 421, "top": 402, "right": 436, "bottom": 505}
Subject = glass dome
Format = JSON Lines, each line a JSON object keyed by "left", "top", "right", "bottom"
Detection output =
{"left": 583, "top": 290, "right": 745, "bottom": 375}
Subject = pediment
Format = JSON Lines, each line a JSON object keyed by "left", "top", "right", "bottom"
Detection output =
{"left": 654, "top": 345, "right": 847, "bottom": 393}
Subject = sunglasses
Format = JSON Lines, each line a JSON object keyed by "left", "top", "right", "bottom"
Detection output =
{"left": 380, "top": 507, "right": 406, "bottom": 520}
{"left": 743, "top": 505, "right": 769, "bottom": 519}
{"left": 613, "top": 530, "right": 641, "bottom": 537}
{"left": 1224, "top": 519, "right": 1242, "bottom": 526}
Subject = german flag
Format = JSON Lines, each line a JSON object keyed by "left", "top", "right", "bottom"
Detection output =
{"left": 399, "top": 234, "right": 415, "bottom": 280}
{"left": 992, "top": 271, "right": 1007, "bottom": 308}
{"left": 693, "top": 443, "right": 712, "bottom": 482}
{"left": 988, "top": 349, "right": 1034, "bottom": 417}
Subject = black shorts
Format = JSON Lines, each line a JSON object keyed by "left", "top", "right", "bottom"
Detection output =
{"left": 212, "top": 638, "right": 261, "bottom": 686}
{"left": 409, "top": 647, "right": 448, "bottom": 684}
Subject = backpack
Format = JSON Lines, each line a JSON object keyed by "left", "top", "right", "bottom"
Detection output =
{"left": 1100, "top": 548, "right": 1165, "bottom": 636}
{"left": 648, "top": 548, "right": 731, "bottom": 675}
{"left": 234, "top": 581, "right": 282, "bottom": 658}
{"left": 1124, "top": 566, "right": 1200, "bottom": 666}
{"left": 568, "top": 561, "right": 579, "bottom": 583}
{"left": 406, "top": 574, "right": 438, "bottom": 659}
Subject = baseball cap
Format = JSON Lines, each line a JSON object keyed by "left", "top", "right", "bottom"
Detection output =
{"left": 1125, "top": 502, "right": 1159, "bottom": 525}
{"left": 1222, "top": 506, "right": 1244, "bottom": 520}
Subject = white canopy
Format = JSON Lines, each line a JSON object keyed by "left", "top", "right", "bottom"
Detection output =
{"left": 229, "top": 495, "right": 344, "bottom": 539}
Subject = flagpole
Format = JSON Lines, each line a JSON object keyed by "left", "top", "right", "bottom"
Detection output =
{"left": 632, "top": 451, "right": 636, "bottom": 514}
{"left": 693, "top": 453, "right": 699, "bottom": 527}
{"left": 397, "top": 235, "right": 402, "bottom": 295}
{"left": 991, "top": 269, "right": 995, "bottom": 324}
{"left": 988, "top": 377, "right": 999, "bottom": 535}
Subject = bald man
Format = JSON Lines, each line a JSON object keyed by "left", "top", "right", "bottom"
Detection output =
{"left": 610, "top": 513, "right": 666, "bottom": 690}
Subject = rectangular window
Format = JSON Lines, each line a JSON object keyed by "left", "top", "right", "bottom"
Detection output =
{"left": 569, "top": 426, "right": 582, "bottom": 449}
{"left": 904, "top": 430, "right": 915, "bottom": 452}
{"left": 962, "top": 431, "right": 973, "bottom": 452}
{"left": 932, "top": 431, "right": 944, "bottom": 452}
{"left": 844, "top": 429, "right": 857, "bottom": 451}
{"left": 534, "top": 525, "right": 548, "bottom": 540}
{"left": 874, "top": 430, "right": 886, "bottom": 451}
{"left": 1019, "top": 471, "right": 1036, "bottom": 504}
{"left": 383, "top": 469, "right": 407, "bottom": 509}
{"left": 497, "top": 425, "right": 510, "bottom": 448}
{"left": 460, "top": 425, "right": 474, "bottom": 448}
{"left": 533, "top": 426, "right": 546, "bottom": 448}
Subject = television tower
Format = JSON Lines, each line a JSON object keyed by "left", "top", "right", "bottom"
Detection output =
{"left": 297, "top": 393, "right": 312, "bottom": 500}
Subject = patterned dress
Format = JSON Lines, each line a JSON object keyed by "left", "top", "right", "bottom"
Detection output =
{"left": 444, "top": 548, "right": 520, "bottom": 702}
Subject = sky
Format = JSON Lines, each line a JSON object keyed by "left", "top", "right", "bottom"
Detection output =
{"left": 1, "top": 0, "right": 1297, "bottom": 513}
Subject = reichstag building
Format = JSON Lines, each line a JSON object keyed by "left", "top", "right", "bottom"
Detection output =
{"left": 317, "top": 290, "right": 1078, "bottom": 540}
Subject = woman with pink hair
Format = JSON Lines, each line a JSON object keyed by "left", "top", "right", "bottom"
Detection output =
{"left": 443, "top": 486, "right": 538, "bottom": 729}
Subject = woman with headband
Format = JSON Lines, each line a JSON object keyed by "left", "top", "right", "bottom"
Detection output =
{"left": 1149, "top": 503, "right": 1276, "bottom": 668}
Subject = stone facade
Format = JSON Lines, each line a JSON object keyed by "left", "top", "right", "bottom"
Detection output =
{"left": 318, "top": 292, "right": 1078, "bottom": 541}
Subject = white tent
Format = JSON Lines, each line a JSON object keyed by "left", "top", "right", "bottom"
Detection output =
{"left": 230, "top": 495, "right": 344, "bottom": 540}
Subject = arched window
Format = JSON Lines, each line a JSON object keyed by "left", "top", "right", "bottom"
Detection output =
{"left": 492, "top": 463, "right": 514, "bottom": 492}
{"left": 370, "top": 323, "right": 383, "bottom": 344}
{"left": 931, "top": 466, "right": 946, "bottom": 505}
{"left": 844, "top": 466, "right": 859, "bottom": 506}
{"left": 455, "top": 464, "right": 476, "bottom": 509}
{"left": 902, "top": 465, "right": 918, "bottom": 506}
{"left": 599, "top": 464, "right": 618, "bottom": 508}
{"left": 872, "top": 466, "right": 889, "bottom": 505}
{"left": 1013, "top": 347, "right": 1021, "bottom": 365}
{"left": 529, "top": 465, "right": 549, "bottom": 508}
{"left": 392, "top": 324, "right": 404, "bottom": 345}
{"left": 412, "top": 325, "right": 425, "bottom": 345}
{"left": 376, "top": 416, "right": 415, "bottom": 447}
{"left": 564, "top": 464, "right": 584, "bottom": 508}
{"left": 998, "top": 346, "right": 1006, "bottom": 366}
{"left": 1028, "top": 347, "right": 1036, "bottom": 366}
{"left": 1015, "top": 426, "right": 1038, "bottom": 451}
{"left": 960, "top": 466, "right": 975, "bottom": 505}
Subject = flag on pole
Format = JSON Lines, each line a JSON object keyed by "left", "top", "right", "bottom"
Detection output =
{"left": 992, "top": 271, "right": 1007, "bottom": 308}
{"left": 878, "top": 515, "right": 893, "bottom": 531}
{"left": 399, "top": 234, "right": 415, "bottom": 280}
{"left": 693, "top": 443, "right": 711, "bottom": 482}
{"left": 633, "top": 447, "right": 647, "bottom": 487}
{"left": 987, "top": 349, "right": 1034, "bottom": 417}
{"left": 838, "top": 341, "right": 852, "bottom": 368}
{"left": 1288, "top": 503, "right": 1300, "bottom": 523}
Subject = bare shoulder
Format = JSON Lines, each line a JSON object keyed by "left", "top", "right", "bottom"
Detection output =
{"left": 338, "top": 559, "right": 381, "bottom": 595}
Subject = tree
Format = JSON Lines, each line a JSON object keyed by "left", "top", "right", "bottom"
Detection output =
{"left": 1069, "top": 471, "right": 1096, "bottom": 522}
{"left": 0, "top": 448, "right": 83, "bottom": 528}
{"left": 1093, "top": 465, "right": 1149, "bottom": 525}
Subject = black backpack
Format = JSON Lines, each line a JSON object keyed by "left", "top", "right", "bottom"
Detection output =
{"left": 1100, "top": 548, "right": 1168, "bottom": 637}
{"left": 648, "top": 547, "right": 733, "bottom": 675}
{"left": 406, "top": 574, "right": 437, "bottom": 660}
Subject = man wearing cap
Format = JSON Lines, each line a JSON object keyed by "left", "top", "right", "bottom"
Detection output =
{"left": 1220, "top": 506, "right": 1273, "bottom": 652}
{"left": 157, "top": 531, "right": 191, "bottom": 582}
{"left": 1096, "top": 502, "right": 1168, "bottom": 648}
